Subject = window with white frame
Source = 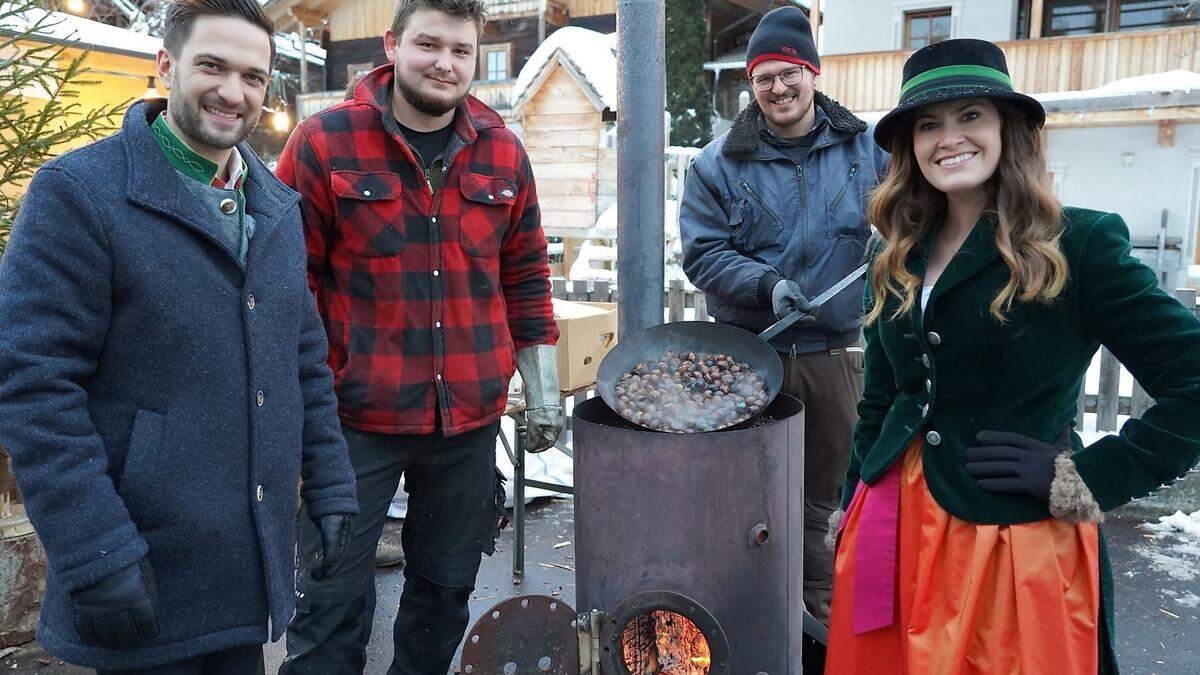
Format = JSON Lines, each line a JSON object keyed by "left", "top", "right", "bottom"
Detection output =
{"left": 891, "top": 1, "right": 961, "bottom": 50}
{"left": 481, "top": 44, "right": 510, "bottom": 81}
{"left": 905, "top": 7, "right": 952, "bottom": 49}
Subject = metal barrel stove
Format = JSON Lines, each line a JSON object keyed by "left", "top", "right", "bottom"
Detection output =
{"left": 573, "top": 394, "right": 806, "bottom": 674}
{"left": 460, "top": 394, "right": 810, "bottom": 674}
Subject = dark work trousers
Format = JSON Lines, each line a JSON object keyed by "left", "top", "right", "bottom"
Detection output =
{"left": 280, "top": 421, "right": 502, "bottom": 675}
{"left": 95, "top": 644, "right": 264, "bottom": 675}
{"left": 781, "top": 346, "right": 864, "bottom": 624}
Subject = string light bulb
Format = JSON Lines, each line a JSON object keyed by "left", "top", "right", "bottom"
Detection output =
{"left": 271, "top": 109, "right": 290, "bottom": 133}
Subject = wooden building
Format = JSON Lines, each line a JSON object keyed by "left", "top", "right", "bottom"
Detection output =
{"left": 511, "top": 27, "right": 616, "bottom": 239}
{"left": 268, "top": 0, "right": 805, "bottom": 117}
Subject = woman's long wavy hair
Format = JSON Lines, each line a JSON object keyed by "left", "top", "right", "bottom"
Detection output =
{"left": 864, "top": 100, "right": 1068, "bottom": 324}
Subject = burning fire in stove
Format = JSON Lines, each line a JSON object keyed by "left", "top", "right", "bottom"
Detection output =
{"left": 621, "top": 610, "right": 712, "bottom": 674}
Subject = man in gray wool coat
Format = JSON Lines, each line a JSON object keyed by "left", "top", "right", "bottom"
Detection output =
{"left": 0, "top": 0, "right": 358, "bottom": 672}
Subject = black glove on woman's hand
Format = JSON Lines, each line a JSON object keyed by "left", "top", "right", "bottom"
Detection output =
{"left": 964, "top": 428, "right": 1071, "bottom": 503}
{"left": 70, "top": 559, "right": 160, "bottom": 649}
{"left": 310, "top": 513, "right": 354, "bottom": 581}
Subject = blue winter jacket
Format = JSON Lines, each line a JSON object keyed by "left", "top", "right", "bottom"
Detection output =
{"left": 680, "top": 94, "right": 889, "bottom": 354}
{"left": 0, "top": 101, "right": 358, "bottom": 669}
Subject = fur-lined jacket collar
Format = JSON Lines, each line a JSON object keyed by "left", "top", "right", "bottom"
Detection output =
{"left": 722, "top": 91, "right": 867, "bottom": 159}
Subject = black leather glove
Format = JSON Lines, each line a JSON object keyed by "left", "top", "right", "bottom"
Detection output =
{"left": 70, "top": 559, "right": 160, "bottom": 649}
{"left": 964, "top": 428, "right": 1071, "bottom": 503}
{"left": 310, "top": 513, "right": 353, "bottom": 581}
{"left": 771, "top": 279, "right": 817, "bottom": 321}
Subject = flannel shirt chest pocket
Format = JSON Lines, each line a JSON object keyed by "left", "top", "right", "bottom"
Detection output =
{"left": 331, "top": 170, "right": 406, "bottom": 257}
{"left": 457, "top": 172, "right": 516, "bottom": 258}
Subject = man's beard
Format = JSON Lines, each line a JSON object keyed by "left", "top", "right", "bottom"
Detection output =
{"left": 762, "top": 91, "right": 814, "bottom": 129}
{"left": 396, "top": 68, "right": 466, "bottom": 117}
{"left": 168, "top": 88, "right": 258, "bottom": 151}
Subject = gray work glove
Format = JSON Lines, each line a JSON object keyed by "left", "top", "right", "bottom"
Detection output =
{"left": 771, "top": 279, "right": 816, "bottom": 321}
{"left": 515, "top": 344, "right": 564, "bottom": 453}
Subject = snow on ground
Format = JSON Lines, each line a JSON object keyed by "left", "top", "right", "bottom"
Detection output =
{"left": 1144, "top": 510, "right": 1200, "bottom": 541}
{"left": 1177, "top": 591, "right": 1200, "bottom": 608}
{"left": 1135, "top": 510, "right": 1200, "bottom": 582}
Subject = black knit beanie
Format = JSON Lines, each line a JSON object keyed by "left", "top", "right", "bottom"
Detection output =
{"left": 746, "top": 7, "right": 820, "bottom": 78}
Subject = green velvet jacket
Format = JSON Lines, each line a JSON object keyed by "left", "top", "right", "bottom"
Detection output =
{"left": 843, "top": 206, "right": 1200, "bottom": 524}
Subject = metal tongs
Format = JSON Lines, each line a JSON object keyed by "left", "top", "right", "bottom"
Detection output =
{"left": 758, "top": 263, "right": 869, "bottom": 342}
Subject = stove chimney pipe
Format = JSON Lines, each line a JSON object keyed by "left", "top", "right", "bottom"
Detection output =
{"left": 616, "top": 0, "right": 666, "bottom": 336}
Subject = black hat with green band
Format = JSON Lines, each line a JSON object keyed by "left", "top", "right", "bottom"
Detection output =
{"left": 874, "top": 38, "right": 1045, "bottom": 150}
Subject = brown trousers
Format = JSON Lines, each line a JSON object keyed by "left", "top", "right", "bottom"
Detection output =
{"left": 780, "top": 346, "right": 864, "bottom": 623}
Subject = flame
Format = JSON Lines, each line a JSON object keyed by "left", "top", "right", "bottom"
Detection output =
{"left": 622, "top": 610, "right": 711, "bottom": 674}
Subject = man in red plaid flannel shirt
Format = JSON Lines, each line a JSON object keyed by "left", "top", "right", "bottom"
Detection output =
{"left": 275, "top": 1, "right": 562, "bottom": 672}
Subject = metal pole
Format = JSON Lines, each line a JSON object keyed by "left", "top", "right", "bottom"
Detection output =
{"left": 616, "top": 0, "right": 666, "bottom": 336}
{"left": 512, "top": 414, "right": 525, "bottom": 584}
{"left": 298, "top": 23, "right": 309, "bottom": 95}
{"left": 540, "top": 0, "right": 549, "bottom": 43}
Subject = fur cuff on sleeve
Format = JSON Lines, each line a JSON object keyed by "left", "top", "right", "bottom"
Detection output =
{"left": 825, "top": 509, "right": 844, "bottom": 551}
{"left": 1048, "top": 453, "right": 1104, "bottom": 523}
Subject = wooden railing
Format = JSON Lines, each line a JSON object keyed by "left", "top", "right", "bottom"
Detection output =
{"left": 551, "top": 280, "right": 1200, "bottom": 435}
{"left": 470, "top": 79, "right": 516, "bottom": 111}
{"left": 295, "top": 90, "right": 344, "bottom": 122}
{"left": 820, "top": 26, "right": 1200, "bottom": 112}
{"left": 295, "top": 81, "right": 517, "bottom": 122}
{"left": 484, "top": 0, "right": 568, "bottom": 21}
{"left": 551, "top": 278, "right": 711, "bottom": 321}
{"left": 1081, "top": 287, "right": 1198, "bottom": 432}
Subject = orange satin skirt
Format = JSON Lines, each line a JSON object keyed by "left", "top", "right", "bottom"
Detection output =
{"left": 825, "top": 439, "right": 1101, "bottom": 675}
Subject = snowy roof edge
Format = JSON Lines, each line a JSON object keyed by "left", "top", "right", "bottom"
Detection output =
{"left": 511, "top": 27, "right": 616, "bottom": 113}
{"left": 511, "top": 49, "right": 607, "bottom": 116}
{"left": 2, "top": 4, "right": 324, "bottom": 65}
{"left": 849, "top": 70, "right": 1200, "bottom": 116}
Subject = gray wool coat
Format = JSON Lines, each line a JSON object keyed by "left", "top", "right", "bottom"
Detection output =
{"left": 0, "top": 100, "right": 358, "bottom": 670}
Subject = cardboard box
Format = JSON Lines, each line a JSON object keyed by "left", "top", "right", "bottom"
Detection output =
{"left": 553, "top": 299, "right": 618, "bottom": 392}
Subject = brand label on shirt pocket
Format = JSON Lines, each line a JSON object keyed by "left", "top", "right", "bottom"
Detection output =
{"left": 458, "top": 172, "right": 516, "bottom": 258}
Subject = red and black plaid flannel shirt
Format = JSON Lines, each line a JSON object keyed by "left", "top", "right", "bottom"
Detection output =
{"left": 277, "top": 64, "right": 557, "bottom": 436}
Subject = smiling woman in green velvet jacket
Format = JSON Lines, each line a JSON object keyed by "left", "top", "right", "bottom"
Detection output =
{"left": 822, "top": 39, "right": 1200, "bottom": 675}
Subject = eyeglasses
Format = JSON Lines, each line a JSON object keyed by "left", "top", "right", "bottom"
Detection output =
{"left": 750, "top": 67, "right": 808, "bottom": 92}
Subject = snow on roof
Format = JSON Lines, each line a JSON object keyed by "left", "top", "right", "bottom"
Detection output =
{"left": 2, "top": 3, "right": 323, "bottom": 64}
{"left": 512, "top": 27, "right": 616, "bottom": 112}
{"left": 1037, "top": 69, "right": 1200, "bottom": 102}
{"left": 275, "top": 32, "right": 325, "bottom": 65}
{"left": 844, "top": 70, "right": 1200, "bottom": 117}
{"left": 3, "top": 3, "right": 162, "bottom": 56}
{"left": 704, "top": 49, "right": 747, "bottom": 72}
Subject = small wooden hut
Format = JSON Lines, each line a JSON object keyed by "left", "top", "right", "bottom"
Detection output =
{"left": 510, "top": 27, "right": 618, "bottom": 273}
